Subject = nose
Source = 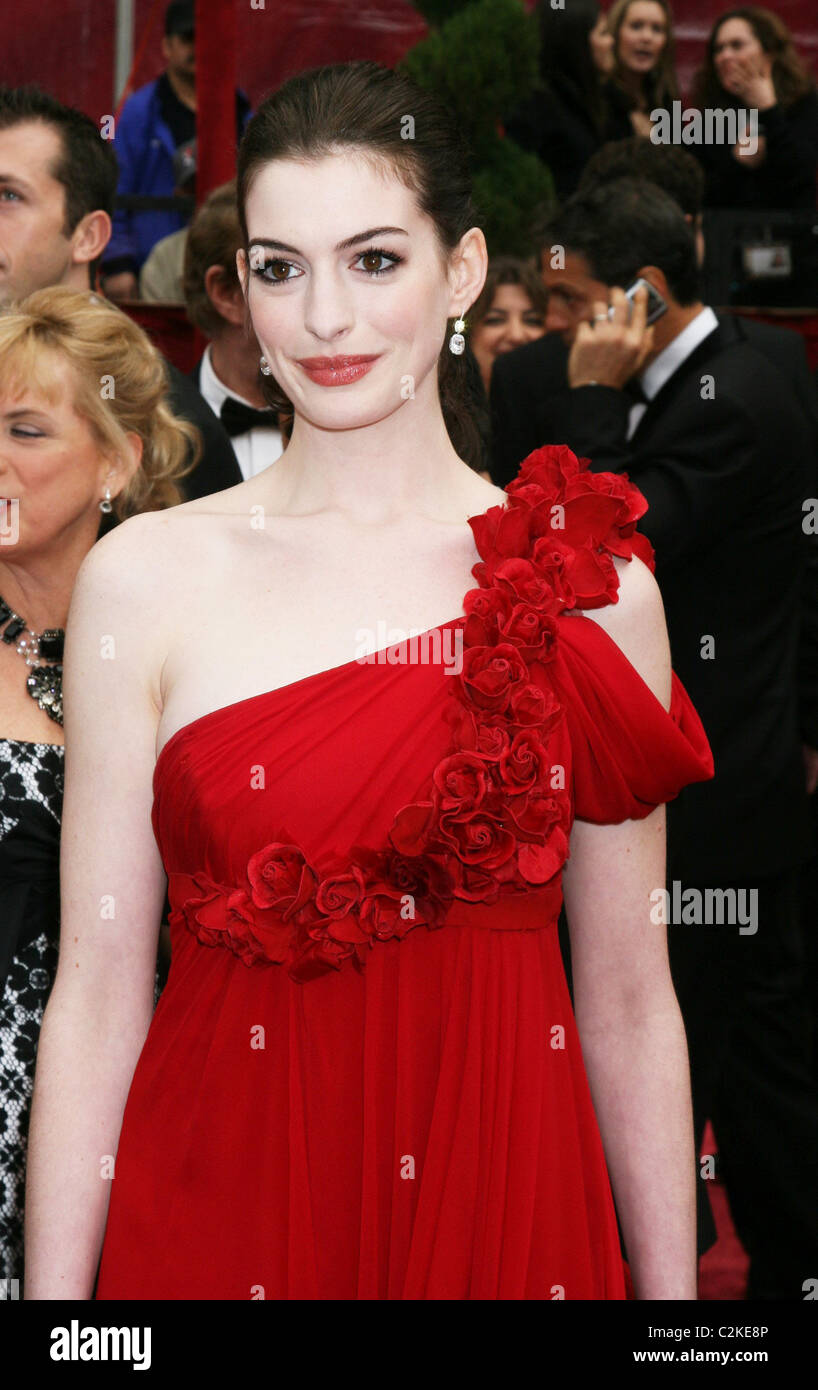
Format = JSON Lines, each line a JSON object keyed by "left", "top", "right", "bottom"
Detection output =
{"left": 302, "top": 268, "right": 355, "bottom": 345}
{"left": 504, "top": 317, "right": 530, "bottom": 347}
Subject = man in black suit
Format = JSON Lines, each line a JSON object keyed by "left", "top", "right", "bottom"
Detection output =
{"left": 183, "top": 180, "right": 286, "bottom": 480}
{"left": 491, "top": 143, "right": 818, "bottom": 490}
{"left": 491, "top": 177, "right": 818, "bottom": 1300}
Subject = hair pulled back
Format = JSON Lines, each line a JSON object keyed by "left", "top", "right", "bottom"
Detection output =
{"left": 237, "top": 60, "right": 484, "bottom": 470}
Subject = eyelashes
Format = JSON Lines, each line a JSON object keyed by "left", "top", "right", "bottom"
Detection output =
{"left": 250, "top": 246, "right": 405, "bottom": 286}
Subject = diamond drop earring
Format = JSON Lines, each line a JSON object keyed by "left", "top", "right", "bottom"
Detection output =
{"left": 259, "top": 355, "right": 272, "bottom": 376}
{"left": 449, "top": 316, "right": 466, "bottom": 355}
{"left": 99, "top": 485, "right": 112, "bottom": 514}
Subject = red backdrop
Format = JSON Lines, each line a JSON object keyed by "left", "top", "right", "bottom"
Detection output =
{"left": 1, "top": 2, "right": 815, "bottom": 128}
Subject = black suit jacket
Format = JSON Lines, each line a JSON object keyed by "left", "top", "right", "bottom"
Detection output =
{"left": 490, "top": 317, "right": 817, "bottom": 882}
{"left": 169, "top": 358, "right": 242, "bottom": 498}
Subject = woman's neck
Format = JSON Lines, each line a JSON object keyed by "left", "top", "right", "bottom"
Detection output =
{"left": 259, "top": 374, "right": 495, "bottom": 525}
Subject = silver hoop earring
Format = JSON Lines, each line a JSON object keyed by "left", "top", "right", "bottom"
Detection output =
{"left": 259, "top": 355, "right": 272, "bottom": 376}
{"left": 449, "top": 316, "right": 466, "bottom": 356}
{"left": 99, "top": 485, "right": 112, "bottom": 514}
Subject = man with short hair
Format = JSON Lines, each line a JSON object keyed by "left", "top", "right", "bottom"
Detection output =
{"left": 494, "top": 176, "right": 818, "bottom": 1301}
{"left": 491, "top": 142, "right": 817, "bottom": 487}
{"left": 0, "top": 85, "right": 116, "bottom": 305}
{"left": 183, "top": 181, "right": 285, "bottom": 477}
{"left": 101, "top": 0, "right": 251, "bottom": 301}
{"left": 0, "top": 82, "right": 240, "bottom": 512}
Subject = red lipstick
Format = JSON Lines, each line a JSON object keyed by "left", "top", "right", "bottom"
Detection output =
{"left": 296, "top": 354, "right": 380, "bottom": 387}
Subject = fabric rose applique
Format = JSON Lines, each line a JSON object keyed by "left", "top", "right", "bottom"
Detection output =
{"left": 173, "top": 445, "right": 653, "bottom": 981}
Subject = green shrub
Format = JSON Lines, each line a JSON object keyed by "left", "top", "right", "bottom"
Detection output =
{"left": 399, "top": 0, "right": 553, "bottom": 254}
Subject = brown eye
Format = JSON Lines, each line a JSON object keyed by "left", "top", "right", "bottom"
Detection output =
{"left": 361, "top": 251, "right": 386, "bottom": 273}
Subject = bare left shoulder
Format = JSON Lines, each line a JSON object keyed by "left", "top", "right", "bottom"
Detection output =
{"left": 580, "top": 554, "right": 672, "bottom": 711}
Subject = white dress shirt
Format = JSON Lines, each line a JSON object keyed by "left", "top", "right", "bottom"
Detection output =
{"left": 199, "top": 344, "right": 285, "bottom": 479}
{"left": 627, "top": 305, "right": 720, "bottom": 439}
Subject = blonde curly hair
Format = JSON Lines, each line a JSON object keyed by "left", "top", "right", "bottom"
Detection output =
{"left": 0, "top": 286, "right": 200, "bottom": 521}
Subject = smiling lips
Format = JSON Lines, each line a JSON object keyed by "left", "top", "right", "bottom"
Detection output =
{"left": 296, "top": 354, "right": 381, "bottom": 387}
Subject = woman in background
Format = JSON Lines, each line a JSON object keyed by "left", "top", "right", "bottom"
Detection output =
{"left": 0, "top": 286, "right": 196, "bottom": 1282}
{"left": 692, "top": 7, "right": 818, "bottom": 211}
{"left": 606, "top": 0, "right": 679, "bottom": 139}
{"left": 468, "top": 256, "right": 547, "bottom": 396}
{"left": 503, "top": 0, "right": 620, "bottom": 201}
{"left": 692, "top": 7, "right": 818, "bottom": 307}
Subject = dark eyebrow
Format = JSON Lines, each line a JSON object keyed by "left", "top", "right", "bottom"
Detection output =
{"left": 0, "top": 173, "right": 32, "bottom": 191}
{"left": 248, "top": 226, "right": 409, "bottom": 256}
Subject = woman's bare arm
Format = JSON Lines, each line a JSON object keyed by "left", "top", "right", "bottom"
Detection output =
{"left": 24, "top": 514, "right": 170, "bottom": 1299}
{"left": 562, "top": 556, "right": 698, "bottom": 1300}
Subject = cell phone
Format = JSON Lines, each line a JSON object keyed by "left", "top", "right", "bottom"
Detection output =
{"left": 624, "top": 277, "right": 668, "bottom": 326}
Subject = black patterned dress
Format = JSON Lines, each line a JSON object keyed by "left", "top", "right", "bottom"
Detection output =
{"left": 0, "top": 738, "right": 63, "bottom": 1282}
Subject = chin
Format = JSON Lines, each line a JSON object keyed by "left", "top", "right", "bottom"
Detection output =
{"left": 303, "top": 394, "right": 407, "bottom": 431}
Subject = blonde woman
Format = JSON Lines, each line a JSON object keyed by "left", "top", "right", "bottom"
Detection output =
{"left": 0, "top": 286, "right": 197, "bottom": 1283}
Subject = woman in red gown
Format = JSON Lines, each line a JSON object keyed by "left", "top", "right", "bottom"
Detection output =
{"left": 25, "top": 61, "right": 713, "bottom": 1301}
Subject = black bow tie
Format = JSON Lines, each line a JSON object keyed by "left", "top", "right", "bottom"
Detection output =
{"left": 622, "top": 376, "right": 648, "bottom": 406}
{"left": 219, "top": 396, "right": 277, "bottom": 438}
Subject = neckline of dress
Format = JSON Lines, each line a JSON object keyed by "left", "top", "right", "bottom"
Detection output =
{"left": 153, "top": 489, "right": 511, "bottom": 787}
{"left": 153, "top": 614, "right": 466, "bottom": 788}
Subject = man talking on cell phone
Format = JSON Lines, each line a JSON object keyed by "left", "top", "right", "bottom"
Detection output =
{"left": 491, "top": 176, "right": 818, "bottom": 1302}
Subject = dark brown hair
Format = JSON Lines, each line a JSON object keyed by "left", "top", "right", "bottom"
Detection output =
{"left": 236, "top": 60, "right": 484, "bottom": 471}
{"left": 692, "top": 7, "right": 815, "bottom": 110}
{"left": 183, "top": 179, "right": 241, "bottom": 338}
{"left": 579, "top": 137, "right": 704, "bottom": 216}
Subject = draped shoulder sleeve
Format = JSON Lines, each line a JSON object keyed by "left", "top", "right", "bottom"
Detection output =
{"left": 552, "top": 611, "right": 714, "bottom": 824}
{"left": 462, "top": 442, "right": 714, "bottom": 827}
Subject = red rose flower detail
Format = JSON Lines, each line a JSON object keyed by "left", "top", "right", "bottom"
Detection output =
{"left": 462, "top": 587, "right": 510, "bottom": 647}
{"left": 564, "top": 469, "right": 648, "bottom": 549}
{"left": 507, "top": 444, "right": 582, "bottom": 497}
{"left": 359, "top": 883, "right": 420, "bottom": 941}
{"left": 315, "top": 868, "right": 367, "bottom": 919}
{"left": 445, "top": 702, "right": 512, "bottom": 761}
{"left": 182, "top": 875, "right": 232, "bottom": 948}
{"left": 499, "top": 605, "right": 559, "bottom": 662}
{"left": 517, "top": 831, "right": 568, "bottom": 884}
{"left": 468, "top": 502, "right": 530, "bottom": 564}
{"left": 530, "top": 537, "right": 577, "bottom": 610}
{"left": 460, "top": 642, "right": 528, "bottom": 713}
{"left": 562, "top": 543, "right": 620, "bottom": 609}
{"left": 438, "top": 808, "right": 516, "bottom": 869}
{"left": 389, "top": 800, "right": 435, "bottom": 856}
{"left": 493, "top": 557, "right": 557, "bottom": 613}
{"left": 498, "top": 730, "right": 550, "bottom": 796}
{"left": 433, "top": 751, "right": 489, "bottom": 813}
{"left": 506, "top": 788, "right": 565, "bottom": 842}
{"left": 509, "top": 681, "right": 561, "bottom": 731}
{"left": 246, "top": 841, "right": 317, "bottom": 920}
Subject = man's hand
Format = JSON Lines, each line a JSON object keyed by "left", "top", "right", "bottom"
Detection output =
{"left": 568, "top": 284, "right": 655, "bottom": 390}
{"left": 101, "top": 271, "right": 139, "bottom": 302}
